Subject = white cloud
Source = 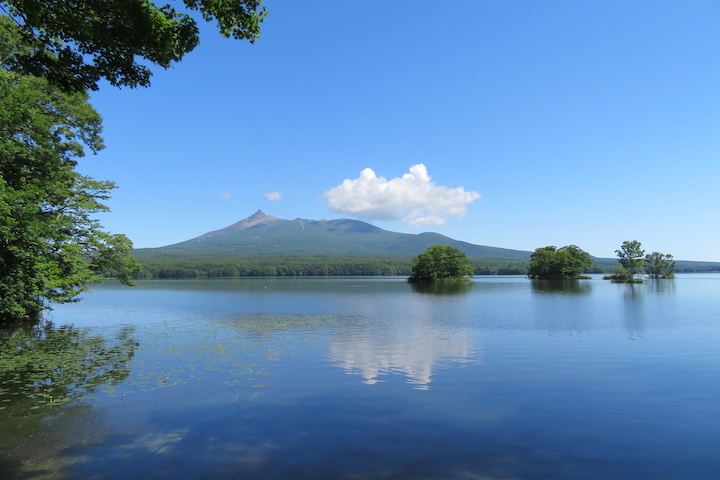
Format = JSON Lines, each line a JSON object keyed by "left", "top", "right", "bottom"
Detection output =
{"left": 324, "top": 164, "right": 480, "bottom": 227}
{"left": 264, "top": 191, "right": 282, "bottom": 202}
{"left": 219, "top": 192, "right": 232, "bottom": 199}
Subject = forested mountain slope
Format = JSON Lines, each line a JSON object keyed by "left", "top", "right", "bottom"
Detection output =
{"left": 137, "top": 210, "right": 531, "bottom": 260}
{"left": 132, "top": 210, "right": 720, "bottom": 278}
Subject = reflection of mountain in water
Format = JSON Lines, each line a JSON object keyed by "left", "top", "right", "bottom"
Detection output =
{"left": 329, "top": 326, "right": 478, "bottom": 390}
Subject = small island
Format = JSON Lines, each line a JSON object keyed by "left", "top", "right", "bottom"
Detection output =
{"left": 527, "top": 245, "right": 593, "bottom": 279}
{"left": 603, "top": 240, "right": 676, "bottom": 283}
{"left": 407, "top": 244, "right": 475, "bottom": 283}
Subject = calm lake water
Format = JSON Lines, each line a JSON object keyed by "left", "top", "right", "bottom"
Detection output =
{"left": 2, "top": 275, "right": 719, "bottom": 479}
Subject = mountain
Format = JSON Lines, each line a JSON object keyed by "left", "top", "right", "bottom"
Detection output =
{"left": 131, "top": 211, "right": 720, "bottom": 277}
{"left": 135, "top": 209, "right": 531, "bottom": 260}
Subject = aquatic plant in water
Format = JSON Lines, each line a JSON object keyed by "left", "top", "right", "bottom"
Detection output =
{"left": 0, "top": 322, "right": 138, "bottom": 414}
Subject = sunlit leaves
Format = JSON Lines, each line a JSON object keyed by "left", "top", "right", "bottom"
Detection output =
{"left": 615, "top": 240, "right": 645, "bottom": 278}
{"left": 0, "top": 66, "right": 139, "bottom": 324}
{"left": 1, "top": 0, "right": 267, "bottom": 91}
{"left": 409, "top": 244, "right": 474, "bottom": 283}
{"left": 528, "top": 245, "right": 593, "bottom": 279}
{"left": 645, "top": 251, "right": 676, "bottom": 279}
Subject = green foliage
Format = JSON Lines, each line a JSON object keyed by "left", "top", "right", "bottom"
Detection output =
{"left": 528, "top": 245, "right": 593, "bottom": 279}
{"left": 136, "top": 256, "right": 413, "bottom": 278}
{"left": 645, "top": 251, "right": 676, "bottom": 279}
{"left": 130, "top": 253, "right": 533, "bottom": 279}
{"left": 0, "top": 60, "right": 139, "bottom": 324}
{"left": 611, "top": 242, "right": 678, "bottom": 281}
{"left": 615, "top": 240, "right": 645, "bottom": 278}
{"left": 1, "top": 0, "right": 267, "bottom": 91}
{"left": 408, "top": 245, "right": 474, "bottom": 283}
{"left": 0, "top": 1, "right": 268, "bottom": 323}
{"left": 471, "top": 260, "right": 529, "bottom": 275}
{"left": 603, "top": 268, "right": 645, "bottom": 283}
{"left": 151, "top": 212, "right": 532, "bottom": 261}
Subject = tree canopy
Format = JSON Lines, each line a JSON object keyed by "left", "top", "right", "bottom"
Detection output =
{"left": 0, "top": 2, "right": 266, "bottom": 325}
{"left": 645, "top": 251, "right": 676, "bottom": 279}
{"left": 605, "top": 241, "right": 676, "bottom": 282}
{"left": 1, "top": 18, "right": 140, "bottom": 324}
{"left": 527, "top": 245, "right": 593, "bottom": 279}
{"left": 408, "top": 245, "right": 475, "bottom": 283}
{"left": 615, "top": 240, "right": 645, "bottom": 279}
{"left": 0, "top": 0, "right": 267, "bottom": 92}
{"left": 0, "top": 69, "right": 140, "bottom": 324}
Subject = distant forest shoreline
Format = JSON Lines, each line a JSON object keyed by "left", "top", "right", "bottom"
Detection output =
{"left": 132, "top": 255, "right": 720, "bottom": 279}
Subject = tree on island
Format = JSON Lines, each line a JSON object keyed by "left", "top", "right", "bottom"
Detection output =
{"left": 613, "top": 240, "right": 645, "bottom": 281}
{"left": 0, "top": 3, "right": 267, "bottom": 325}
{"left": 408, "top": 245, "right": 475, "bottom": 283}
{"left": 645, "top": 251, "right": 676, "bottom": 279}
{"left": 606, "top": 241, "right": 677, "bottom": 282}
{"left": 527, "top": 245, "right": 593, "bottom": 279}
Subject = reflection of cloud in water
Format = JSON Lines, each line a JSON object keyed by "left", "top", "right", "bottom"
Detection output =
{"left": 329, "top": 326, "right": 478, "bottom": 390}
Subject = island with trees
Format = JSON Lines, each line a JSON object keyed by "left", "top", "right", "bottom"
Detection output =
{"left": 408, "top": 245, "right": 475, "bottom": 283}
{"left": 604, "top": 240, "right": 676, "bottom": 283}
{"left": 527, "top": 245, "right": 593, "bottom": 279}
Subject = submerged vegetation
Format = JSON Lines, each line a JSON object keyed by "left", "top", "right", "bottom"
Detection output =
{"left": 0, "top": 322, "right": 137, "bottom": 413}
{"left": 602, "top": 269, "right": 646, "bottom": 283}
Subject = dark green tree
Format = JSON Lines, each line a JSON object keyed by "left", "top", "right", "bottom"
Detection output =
{"left": 0, "top": 64, "right": 139, "bottom": 324}
{"left": 408, "top": 245, "right": 474, "bottom": 283}
{"left": 615, "top": 240, "right": 645, "bottom": 279}
{"left": 645, "top": 251, "right": 676, "bottom": 279}
{"left": 0, "top": 1, "right": 266, "bottom": 324}
{"left": 0, "top": 0, "right": 267, "bottom": 92}
{"left": 528, "top": 245, "right": 593, "bottom": 279}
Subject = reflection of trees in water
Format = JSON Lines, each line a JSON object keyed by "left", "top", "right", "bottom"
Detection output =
{"left": 531, "top": 279, "right": 592, "bottom": 295}
{"left": 622, "top": 282, "right": 645, "bottom": 300}
{"left": 531, "top": 279, "right": 591, "bottom": 295}
{"left": 411, "top": 281, "right": 474, "bottom": 295}
{"left": 647, "top": 278, "right": 676, "bottom": 294}
{"left": 0, "top": 313, "right": 335, "bottom": 416}
{"left": 617, "top": 284, "right": 646, "bottom": 338}
{"left": 0, "top": 321, "right": 137, "bottom": 415}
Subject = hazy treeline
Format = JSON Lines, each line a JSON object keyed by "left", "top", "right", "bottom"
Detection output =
{"left": 135, "top": 256, "right": 534, "bottom": 278}
{"left": 133, "top": 255, "right": 719, "bottom": 279}
{"left": 136, "top": 257, "right": 411, "bottom": 278}
{"left": 586, "top": 259, "right": 720, "bottom": 274}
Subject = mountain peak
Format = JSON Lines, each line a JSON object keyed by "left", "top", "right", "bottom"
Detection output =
{"left": 196, "top": 209, "right": 278, "bottom": 239}
{"left": 157, "top": 210, "right": 533, "bottom": 260}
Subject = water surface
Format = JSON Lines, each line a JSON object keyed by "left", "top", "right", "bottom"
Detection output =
{"left": 2, "top": 275, "right": 719, "bottom": 479}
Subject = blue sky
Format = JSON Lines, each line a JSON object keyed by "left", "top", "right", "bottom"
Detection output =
{"left": 79, "top": 1, "right": 720, "bottom": 261}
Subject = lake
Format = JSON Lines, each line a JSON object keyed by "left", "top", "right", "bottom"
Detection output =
{"left": 1, "top": 275, "right": 719, "bottom": 479}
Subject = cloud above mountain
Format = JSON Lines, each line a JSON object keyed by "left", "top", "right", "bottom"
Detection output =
{"left": 264, "top": 191, "right": 282, "bottom": 202}
{"left": 324, "top": 164, "right": 480, "bottom": 227}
